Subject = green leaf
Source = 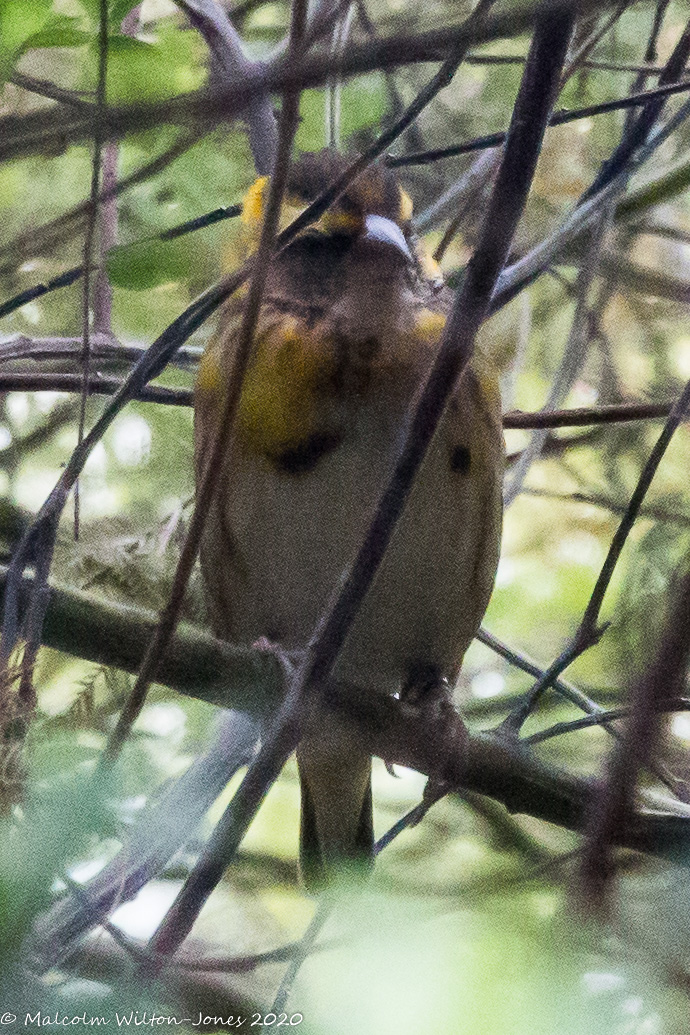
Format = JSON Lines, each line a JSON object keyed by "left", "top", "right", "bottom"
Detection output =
{"left": 106, "top": 235, "right": 195, "bottom": 290}
{"left": 21, "top": 18, "right": 91, "bottom": 51}
{"left": 0, "top": 0, "right": 53, "bottom": 83}
{"left": 102, "top": 28, "right": 204, "bottom": 103}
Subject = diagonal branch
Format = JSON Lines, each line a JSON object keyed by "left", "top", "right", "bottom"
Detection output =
{"left": 577, "top": 571, "right": 690, "bottom": 913}
{"left": 145, "top": 3, "right": 576, "bottom": 961}
{"left": 175, "top": 0, "right": 277, "bottom": 173}
{"left": 500, "top": 372, "right": 690, "bottom": 735}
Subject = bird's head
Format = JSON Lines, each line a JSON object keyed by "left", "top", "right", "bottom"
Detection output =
{"left": 239, "top": 149, "right": 440, "bottom": 286}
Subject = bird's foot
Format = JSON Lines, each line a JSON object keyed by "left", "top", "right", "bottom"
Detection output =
{"left": 252, "top": 637, "right": 304, "bottom": 680}
{"left": 400, "top": 661, "right": 465, "bottom": 805}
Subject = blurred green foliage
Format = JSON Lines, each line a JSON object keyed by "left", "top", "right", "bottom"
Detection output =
{"left": 2, "top": 0, "right": 690, "bottom": 1031}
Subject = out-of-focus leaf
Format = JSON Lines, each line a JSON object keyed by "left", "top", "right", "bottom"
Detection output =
{"left": 0, "top": 0, "right": 53, "bottom": 82}
{"left": 21, "top": 19, "right": 92, "bottom": 51}
{"left": 301, "top": 892, "right": 688, "bottom": 1035}
{"left": 102, "top": 28, "right": 204, "bottom": 103}
{"left": 106, "top": 234, "right": 196, "bottom": 290}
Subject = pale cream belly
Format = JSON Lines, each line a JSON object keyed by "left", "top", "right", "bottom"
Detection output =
{"left": 201, "top": 372, "right": 504, "bottom": 696}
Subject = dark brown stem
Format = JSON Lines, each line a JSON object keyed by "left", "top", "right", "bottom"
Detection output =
{"left": 577, "top": 572, "right": 690, "bottom": 914}
{"left": 388, "top": 77, "right": 690, "bottom": 168}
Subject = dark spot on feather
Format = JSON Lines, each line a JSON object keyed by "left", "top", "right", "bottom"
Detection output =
{"left": 450, "top": 445, "right": 472, "bottom": 475}
{"left": 274, "top": 430, "right": 343, "bottom": 475}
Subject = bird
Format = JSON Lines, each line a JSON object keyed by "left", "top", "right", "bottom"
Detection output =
{"left": 194, "top": 149, "right": 504, "bottom": 889}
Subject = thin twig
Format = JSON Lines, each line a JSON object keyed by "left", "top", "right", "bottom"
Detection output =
{"left": 583, "top": 17, "right": 690, "bottom": 201}
{"left": 74, "top": 0, "right": 110, "bottom": 541}
{"left": 504, "top": 208, "right": 613, "bottom": 506}
{"left": 0, "top": 204, "right": 242, "bottom": 323}
{"left": 125, "top": 0, "right": 308, "bottom": 963}
{"left": 499, "top": 373, "right": 690, "bottom": 734}
{"left": 0, "top": 372, "right": 191, "bottom": 406}
{"left": 4, "top": 373, "right": 679, "bottom": 429}
{"left": 0, "top": 131, "right": 205, "bottom": 277}
{"left": 525, "top": 697, "right": 690, "bottom": 745}
{"left": 102, "top": 0, "right": 303, "bottom": 765}
{"left": 0, "top": 335, "right": 201, "bottom": 369}
{"left": 387, "top": 76, "right": 690, "bottom": 168}
{"left": 9, "top": 72, "right": 96, "bottom": 110}
{"left": 176, "top": 0, "right": 277, "bottom": 173}
{"left": 463, "top": 54, "right": 670, "bottom": 76}
{"left": 503, "top": 400, "right": 675, "bottom": 428}
{"left": 522, "top": 486, "right": 690, "bottom": 529}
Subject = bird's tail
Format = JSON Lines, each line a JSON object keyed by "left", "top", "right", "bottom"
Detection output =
{"left": 297, "top": 728, "right": 374, "bottom": 891}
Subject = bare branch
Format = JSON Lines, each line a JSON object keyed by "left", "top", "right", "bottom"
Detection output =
{"left": 132, "top": 0, "right": 309, "bottom": 960}
{"left": 578, "top": 572, "right": 690, "bottom": 913}
{"left": 3, "top": 564, "right": 690, "bottom": 876}
{"left": 387, "top": 76, "right": 690, "bottom": 168}
{"left": 0, "top": 0, "right": 614, "bottom": 164}
{"left": 175, "top": 0, "right": 277, "bottom": 172}
{"left": 0, "top": 372, "right": 191, "bottom": 406}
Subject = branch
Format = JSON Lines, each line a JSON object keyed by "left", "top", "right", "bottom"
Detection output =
{"left": 0, "top": 0, "right": 615, "bottom": 164}
{"left": 0, "top": 372, "right": 192, "bottom": 406}
{"left": 175, "top": 0, "right": 277, "bottom": 173}
{"left": 491, "top": 90, "right": 690, "bottom": 313}
{"left": 500, "top": 372, "right": 690, "bottom": 734}
{"left": 0, "top": 335, "right": 201, "bottom": 370}
{"left": 0, "top": 205, "right": 242, "bottom": 323}
{"left": 3, "top": 565, "right": 690, "bottom": 874}
{"left": 73, "top": 0, "right": 110, "bottom": 546}
{"left": 0, "top": 131, "right": 204, "bottom": 278}
{"left": 387, "top": 77, "right": 690, "bottom": 168}
{"left": 9, "top": 72, "right": 95, "bottom": 111}
{"left": 144, "top": 0, "right": 310, "bottom": 960}
{"left": 503, "top": 208, "right": 612, "bottom": 506}
{"left": 0, "top": 564, "right": 282, "bottom": 709}
{"left": 578, "top": 571, "right": 690, "bottom": 911}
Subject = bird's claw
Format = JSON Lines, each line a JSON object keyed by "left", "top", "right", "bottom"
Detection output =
{"left": 252, "top": 637, "right": 303, "bottom": 680}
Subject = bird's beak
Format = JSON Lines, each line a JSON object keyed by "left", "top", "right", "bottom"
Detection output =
{"left": 362, "top": 214, "right": 413, "bottom": 263}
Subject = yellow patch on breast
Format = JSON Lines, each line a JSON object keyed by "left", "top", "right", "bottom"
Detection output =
{"left": 413, "top": 308, "right": 446, "bottom": 343}
{"left": 196, "top": 346, "right": 223, "bottom": 399}
{"left": 241, "top": 176, "right": 269, "bottom": 227}
{"left": 237, "top": 320, "right": 334, "bottom": 456}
